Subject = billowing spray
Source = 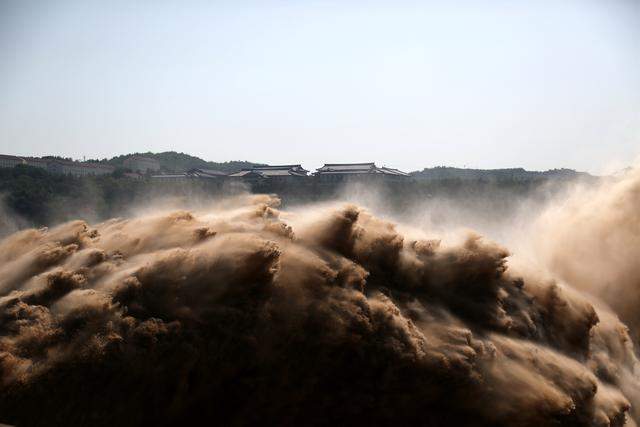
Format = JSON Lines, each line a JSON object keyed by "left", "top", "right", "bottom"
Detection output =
{"left": 0, "top": 183, "right": 639, "bottom": 426}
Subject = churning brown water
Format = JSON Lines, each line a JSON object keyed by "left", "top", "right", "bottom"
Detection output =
{"left": 2, "top": 171, "right": 640, "bottom": 426}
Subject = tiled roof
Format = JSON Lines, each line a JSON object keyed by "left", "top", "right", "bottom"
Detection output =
{"left": 315, "top": 163, "right": 408, "bottom": 176}
{"left": 188, "top": 168, "right": 227, "bottom": 177}
{"left": 258, "top": 170, "right": 295, "bottom": 176}
{"left": 316, "top": 163, "right": 375, "bottom": 172}
{"left": 152, "top": 174, "right": 188, "bottom": 179}
{"left": 230, "top": 165, "right": 309, "bottom": 178}
{"left": 316, "top": 169, "right": 371, "bottom": 175}
{"left": 228, "top": 170, "right": 259, "bottom": 177}
{"left": 253, "top": 165, "right": 309, "bottom": 175}
{"left": 253, "top": 164, "right": 306, "bottom": 170}
{"left": 379, "top": 167, "right": 410, "bottom": 177}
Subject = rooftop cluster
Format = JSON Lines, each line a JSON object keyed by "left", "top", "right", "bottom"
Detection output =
{"left": 153, "top": 163, "right": 410, "bottom": 180}
{"left": 0, "top": 154, "right": 411, "bottom": 182}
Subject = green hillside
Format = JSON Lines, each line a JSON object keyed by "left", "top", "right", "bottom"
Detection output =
{"left": 410, "top": 166, "right": 593, "bottom": 181}
{"left": 104, "top": 151, "right": 263, "bottom": 173}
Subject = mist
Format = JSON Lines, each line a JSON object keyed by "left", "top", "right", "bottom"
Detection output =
{"left": 0, "top": 169, "right": 639, "bottom": 426}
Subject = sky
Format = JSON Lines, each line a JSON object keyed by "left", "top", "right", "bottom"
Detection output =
{"left": 0, "top": 0, "right": 639, "bottom": 174}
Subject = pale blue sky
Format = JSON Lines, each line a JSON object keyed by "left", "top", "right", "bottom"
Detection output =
{"left": 1, "top": 0, "right": 639, "bottom": 173}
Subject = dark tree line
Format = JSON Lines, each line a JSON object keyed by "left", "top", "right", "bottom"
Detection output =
{"left": 0, "top": 165, "right": 145, "bottom": 226}
{"left": 0, "top": 164, "right": 586, "bottom": 230}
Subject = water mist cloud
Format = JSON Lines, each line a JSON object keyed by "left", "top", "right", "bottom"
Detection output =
{"left": 0, "top": 177, "right": 639, "bottom": 426}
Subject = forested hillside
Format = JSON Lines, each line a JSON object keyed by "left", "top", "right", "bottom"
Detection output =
{"left": 411, "top": 166, "right": 593, "bottom": 181}
{"left": 103, "top": 151, "right": 262, "bottom": 173}
{"left": 0, "top": 164, "right": 248, "bottom": 233}
{"left": 0, "top": 161, "right": 595, "bottom": 235}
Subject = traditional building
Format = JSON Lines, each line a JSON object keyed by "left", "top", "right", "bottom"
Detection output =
{"left": 314, "top": 163, "right": 409, "bottom": 181}
{"left": 123, "top": 156, "right": 160, "bottom": 172}
{"left": 186, "top": 168, "right": 228, "bottom": 178}
{"left": 152, "top": 168, "right": 228, "bottom": 180}
{"left": 228, "top": 165, "right": 309, "bottom": 179}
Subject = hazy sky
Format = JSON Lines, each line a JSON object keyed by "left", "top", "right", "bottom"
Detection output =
{"left": 1, "top": 0, "right": 639, "bottom": 173}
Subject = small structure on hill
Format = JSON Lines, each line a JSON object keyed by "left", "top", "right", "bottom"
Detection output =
{"left": 187, "top": 168, "right": 228, "bottom": 178}
{"left": 0, "top": 154, "right": 26, "bottom": 169}
{"left": 229, "top": 165, "right": 309, "bottom": 180}
{"left": 314, "top": 163, "right": 409, "bottom": 181}
{"left": 151, "top": 168, "right": 228, "bottom": 180}
{"left": 0, "top": 154, "right": 115, "bottom": 176}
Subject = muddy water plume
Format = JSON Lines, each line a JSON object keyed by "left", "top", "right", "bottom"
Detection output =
{"left": 0, "top": 192, "right": 638, "bottom": 426}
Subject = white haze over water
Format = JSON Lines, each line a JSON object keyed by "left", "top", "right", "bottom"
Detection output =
{"left": 2, "top": 168, "right": 640, "bottom": 425}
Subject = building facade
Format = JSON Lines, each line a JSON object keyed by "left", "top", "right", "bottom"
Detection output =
{"left": 152, "top": 168, "right": 228, "bottom": 180}
{"left": 229, "top": 164, "right": 309, "bottom": 179}
{"left": 0, "top": 155, "right": 115, "bottom": 176}
{"left": 0, "top": 155, "right": 26, "bottom": 169}
{"left": 314, "top": 163, "right": 410, "bottom": 181}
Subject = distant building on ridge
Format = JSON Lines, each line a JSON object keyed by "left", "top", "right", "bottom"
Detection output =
{"left": 0, "top": 154, "right": 114, "bottom": 176}
{"left": 228, "top": 165, "right": 309, "bottom": 180}
{"left": 314, "top": 162, "right": 409, "bottom": 181}
{"left": 0, "top": 154, "right": 26, "bottom": 169}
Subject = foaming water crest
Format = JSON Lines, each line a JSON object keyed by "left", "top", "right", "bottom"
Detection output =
{"left": 0, "top": 180, "right": 639, "bottom": 426}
